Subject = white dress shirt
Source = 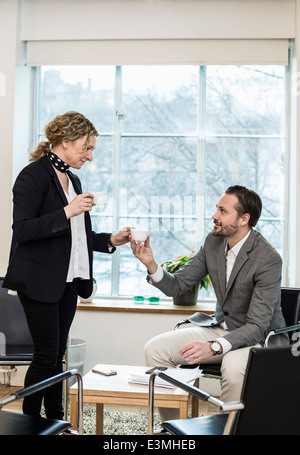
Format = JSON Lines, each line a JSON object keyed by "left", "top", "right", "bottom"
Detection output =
{"left": 218, "top": 229, "right": 251, "bottom": 353}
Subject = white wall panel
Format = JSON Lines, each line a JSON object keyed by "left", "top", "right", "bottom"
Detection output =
{"left": 21, "top": 0, "right": 295, "bottom": 41}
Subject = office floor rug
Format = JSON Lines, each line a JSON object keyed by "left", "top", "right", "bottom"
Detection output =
{"left": 82, "top": 404, "right": 161, "bottom": 435}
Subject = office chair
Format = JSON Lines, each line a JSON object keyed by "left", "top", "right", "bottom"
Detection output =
{"left": 0, "top": 369, "right": 83, "bottom": 435}
{"left": 175, "top": 287, "right": 300, "bottom": 378}
{"left": 0, "top": 278, "right": 69, "bottom": 418}
{"left": 0, "top": 279, "right": 33, "bottom": 380}
{"left": 148, "top": 346, "right": 300, "bottom": 435}
{"left": 264, "top": 287, "right": 300, "bottom": 345}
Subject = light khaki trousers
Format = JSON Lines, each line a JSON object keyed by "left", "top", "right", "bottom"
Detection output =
{"left": 144, "top": 325, "right": 260, "bottom": 421}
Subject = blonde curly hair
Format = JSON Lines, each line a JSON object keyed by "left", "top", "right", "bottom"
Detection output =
{"left": 30, "top": 111, "right": 99, "bottom": 162}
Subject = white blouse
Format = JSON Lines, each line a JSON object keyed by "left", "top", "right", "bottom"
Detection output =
{"left": 63, "top": 175, "right": 90, "bottom": 282}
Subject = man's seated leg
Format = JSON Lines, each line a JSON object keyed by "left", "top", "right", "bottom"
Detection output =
{"left": 144, "top": 325, "right": 226, "bottom": 421}
{"left": 220, "top": 344, "right": 261, "bottom": 402}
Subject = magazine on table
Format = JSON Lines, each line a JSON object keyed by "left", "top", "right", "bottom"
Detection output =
{"left": 128, "top": 367, "right": 203, "bottom": 389}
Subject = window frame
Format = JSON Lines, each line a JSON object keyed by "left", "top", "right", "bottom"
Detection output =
{"left": 33, "top": 62, "right": 291, "bottom": 299}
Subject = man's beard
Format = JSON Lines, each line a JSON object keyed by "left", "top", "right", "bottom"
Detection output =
{"left": 212, "top": 222, "right": 239, "bottom": 238}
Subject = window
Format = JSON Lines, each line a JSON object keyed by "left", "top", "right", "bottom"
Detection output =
{"left": 36, "top": 64, "right": 287, "bottom": 299}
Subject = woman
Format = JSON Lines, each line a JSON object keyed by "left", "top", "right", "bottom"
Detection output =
{"left": 3, "top": 111, "right": 130, "bottom": 419}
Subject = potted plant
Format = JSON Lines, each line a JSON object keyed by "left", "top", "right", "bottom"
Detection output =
{"left": 161, "top": 250, "right": 211, "bottom": 306}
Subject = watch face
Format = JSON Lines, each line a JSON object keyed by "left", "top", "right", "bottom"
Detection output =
{"left": 211, "top": 342, "right": 220, "bottom": 352}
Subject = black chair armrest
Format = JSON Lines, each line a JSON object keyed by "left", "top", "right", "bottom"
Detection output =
{"left": 0, "top": 369, "right": 83, "bottom": 434}
{"left": 0, "top": 356, "right": 33, "bottom": 364}
{"left": 264, "top": 322, "right": 300, "bottom": 347}
{"left": 174, "top": 319, "right": 189, "bottom": 330}
{"left": 157, "top": 371, "right": 212, "bottom": 401}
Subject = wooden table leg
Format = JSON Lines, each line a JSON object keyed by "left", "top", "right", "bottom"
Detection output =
{"left": 96, "top": 403, "right": 104, "bottom": 435}
{"left": 69, "top": 394, "right": 77, "bottom": 431}
{"left": 191, "top": 378, "right": 199, "bottom": 417}
{"left": 179, "top": 401, "right": 188, "bottom": 419}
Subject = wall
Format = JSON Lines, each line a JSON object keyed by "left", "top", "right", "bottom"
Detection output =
{"left": 69, "top": 309, "right": 183, "bottom": 371}
{"left": 0, "top": 0, "right": 32, "bottom": 276}
{"left": 20, "top": 0, "right": 295, "bottom": 40}
{"left": 0, "top": 0, "right": 18, "bottom": 275}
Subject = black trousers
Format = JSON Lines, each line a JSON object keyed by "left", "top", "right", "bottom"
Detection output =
{"left": 18, "top": 279, "right": 79, "bottom": 419}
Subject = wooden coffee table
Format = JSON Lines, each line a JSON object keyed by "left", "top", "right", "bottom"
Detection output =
{"left": 69, "top": 364, "right": 195, "bottom": 435}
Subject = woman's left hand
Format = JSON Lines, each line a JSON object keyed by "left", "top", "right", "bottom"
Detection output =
{"left": 110, "top": 227, "right": 132, "bottom": 246}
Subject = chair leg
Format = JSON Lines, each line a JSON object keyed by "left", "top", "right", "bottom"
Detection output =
{"left": 63, "top": 347, "right": 69, "bottom": 420}
{"left": 0, "top": 366, "right": 17, "bottom": 387}
{"left": 62, "top": 376, "right": 68, "bottom": 420}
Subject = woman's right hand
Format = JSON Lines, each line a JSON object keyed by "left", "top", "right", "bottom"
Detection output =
{"left": 130, "top": 235, "right": 158, "bottom": 275}
{"left": 64, "top": 193, "right": 94, "bottom": 219}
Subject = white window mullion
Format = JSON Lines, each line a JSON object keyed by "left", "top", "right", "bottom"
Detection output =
{"left": 111, "top": 66, "right": 122, "bottom": 296}
{"left": 284, "top": 41, "right": 294, "bottom": 286}
{"left": 32, "top": 66, "right": 41, "bottom": 146}
{"left": 196, "top": 66, "right": 206, "bottom": 247}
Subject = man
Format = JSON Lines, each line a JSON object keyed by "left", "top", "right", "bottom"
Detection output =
{"left": 131, "top": 185, "right": 289, "bottom": 418}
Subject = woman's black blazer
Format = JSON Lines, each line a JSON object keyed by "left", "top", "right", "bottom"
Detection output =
{"left": 3, "top": 155, "right": 114, "bottom": 302}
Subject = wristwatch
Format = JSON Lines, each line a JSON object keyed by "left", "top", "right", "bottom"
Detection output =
{"left": 208, "top": 340, "right": 222, "bottom": 356}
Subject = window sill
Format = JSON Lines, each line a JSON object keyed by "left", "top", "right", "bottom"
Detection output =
{"left": 76, "top": 297, "right": 215, "bottom": 315}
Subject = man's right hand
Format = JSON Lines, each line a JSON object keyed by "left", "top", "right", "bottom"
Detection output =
{"left": 130, "top": 235, "right": 158, "bottom": 275}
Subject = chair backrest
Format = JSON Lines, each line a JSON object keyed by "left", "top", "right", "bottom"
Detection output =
{"left": 0, "top": 278, "right": 33, "bottom": 356}
{"left": 281, "top": 287, "right": 300, "bottom": 327}
{"left": 235, "top": 346, "right": 300, "bottom": 435}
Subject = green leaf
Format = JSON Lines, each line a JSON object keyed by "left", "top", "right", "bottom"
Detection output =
{"left": 161, "top": 250, "right": 211, "bottom": 292}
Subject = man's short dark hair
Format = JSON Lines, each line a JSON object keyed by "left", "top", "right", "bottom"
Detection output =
{"left": 225, "top": 185, "right": 262, "bottom": 228}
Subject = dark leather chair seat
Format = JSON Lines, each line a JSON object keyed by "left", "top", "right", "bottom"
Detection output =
{"left": 0, "top": 410, "right": 71, "bottom": 435}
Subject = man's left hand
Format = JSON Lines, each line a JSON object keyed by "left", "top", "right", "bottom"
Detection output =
{"left": 178, "top": 341, "right": 214, "bottom": 364}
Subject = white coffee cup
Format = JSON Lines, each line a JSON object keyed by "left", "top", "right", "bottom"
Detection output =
{"left": 130, "top": 229, "right": 149, "bottom": 242}
{"left": 93, "top": 191, "right": 107, "bottom": 206}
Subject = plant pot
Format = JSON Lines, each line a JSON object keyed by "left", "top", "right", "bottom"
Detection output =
{"left": 173, "top": 287, "right": 199, "bottom": 306}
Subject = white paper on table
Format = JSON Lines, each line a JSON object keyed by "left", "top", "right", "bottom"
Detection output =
{"left": 128, "top": 368, "right": 203, "bottom": 389}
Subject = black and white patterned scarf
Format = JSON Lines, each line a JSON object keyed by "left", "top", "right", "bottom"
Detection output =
{"left": 48, "top": 152, "right": 70, "bottom": 173}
